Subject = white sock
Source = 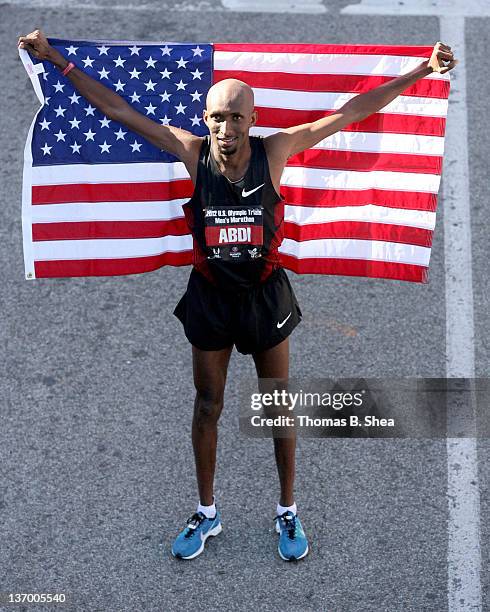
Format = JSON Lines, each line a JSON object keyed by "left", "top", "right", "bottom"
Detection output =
{"left": 277, "top": 501, "right": 297, "bottom": 517}
{"left": 197, "top": 496, "right": 216, "bottom": 519}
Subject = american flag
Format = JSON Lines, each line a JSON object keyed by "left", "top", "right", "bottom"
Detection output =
{"left": 19, "top": 39, "right": 450, "bottom": 282}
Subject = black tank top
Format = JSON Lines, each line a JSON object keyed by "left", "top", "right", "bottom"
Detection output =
{"left": 182, "top": 135, "right": 284, "bottom": 290}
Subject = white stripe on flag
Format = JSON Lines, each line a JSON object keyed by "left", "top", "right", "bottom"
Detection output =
{"left": 31, "top": 199, "right": 188, "bottom": 223}
{"left": 252, "top": 127, "right": 445, "bottom": 156}
{"left": 31, "top": 161, "right": 190, "bottom": 185}
{"left": 31, "top": 162, "right": 440, "bottom": 193}
{"left": 253, "top": 87, "right": 448, "bottom": 117}
{"left": 281, "top": 166, "right": 440, "bottom": 192}
{"left": 31, "top": 201, "right": 435, "bottom": 229}
{"left": 279, "top": 237, "right": 431, "bottom": 266}
{"left": 285, "top": 204, "right": 436, "bottom": 230}
{"left": 214, "top": 50, "right": 450, "bottom": 80}
{"left": 32, "top": 235, "right": 192, "bottom": 260}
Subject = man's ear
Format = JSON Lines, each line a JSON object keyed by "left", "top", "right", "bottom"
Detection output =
{"left": 250, "top": 109, "right": 258, "bottom": 126}
{"left": 203, "top": 109, "right": 209, "bottom": 126}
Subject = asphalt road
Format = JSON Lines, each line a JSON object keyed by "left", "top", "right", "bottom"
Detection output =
{"left": 1, "top": 1, "right": 488, "bottom": 611}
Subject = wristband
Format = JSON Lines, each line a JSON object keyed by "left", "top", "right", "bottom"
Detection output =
{"left": 61, "top": 61, "right": 75, "bottom": 76}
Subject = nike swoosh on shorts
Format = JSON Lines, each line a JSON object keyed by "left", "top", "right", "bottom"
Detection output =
{"left": 277, "top": 313, "right": 292, "bottom": 328}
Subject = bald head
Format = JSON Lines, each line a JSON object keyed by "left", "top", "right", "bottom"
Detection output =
{"left": 206, "top": 78, "right": 254, "bottom": 113}
{"left": 204, "top": 78, "right": 257, "bottom": 157}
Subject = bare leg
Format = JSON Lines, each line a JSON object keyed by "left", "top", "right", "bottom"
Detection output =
{"left": 252, "top": 338, "right": 295, "bottom": 507}
{"left": 192, "top": 344, "right": 233, "bottom": 506}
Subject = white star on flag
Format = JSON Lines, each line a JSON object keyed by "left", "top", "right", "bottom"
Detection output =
{"left": 65, "top": 45, "right": 78, "bottom": 55}
{"left": 160, "top": 45, "right": 172, "bottom": 56}
{"left": 54, "top": 105, "right": 66, "bottom": 117}
{"left": 39, "top": 118, "right": 51, "bottom": 130}
{"left": 69, "top": 117, "right": 81, "bottom": 129}
{"left": 175, "top": 102, "right": 186, "bottom": 115}
{"left": 98, "top": 67, "right": 110, "bottom": 79}
{"left": 130, "top": 140, "right": 142, "bottom": 152}
{"left": 176, "top": 57, "right": 188, "bottom": 69}
{"left": 130, "top": 91, "right": 141, "bottom": 103}
{"left": 84, "top": 105, "right": 96, "bottom": 116}
{"left": 192, "top": 46, "right": 203, "bottom": 57}
{"left": 160, "top": 68, "right": 172, "bottom": 79}
{"left": 114, "top": 80, "right": 126, "bottom": 92}
{"left": 97, "top": 45, "right": 109, "bottom": 55}
{"left": 113, "top": 56, "right": 126, "bottom": 67}
{"left": 55, "top": 130, "right": 66, "bottom": 142}
{"left": 144, "top": 79, "right": 156, "bottom": 91}
{"left": 114, "top": 128, "right": 127, "bottom": 140}
{"left": 69, "top": 92, "right": 81, "bottom": 104}
{"left": 144, "top": 103, "right": 157, "bottom": 115}
{"left": 70, "top": 141, "right": 81, "bottom": 153}
{"left": 83, "top": 129, "right": 96, "bottom": 141}
{"left": 53, "top": 80, "right": 65, "bottom": 92}
{"left": 145, "top": 56, "right": 157, "bottom": 68}
{"left": 99, "top": 117, "right": 111, "bottom": 128}
{"left": 160, "top": 91, "right": 171, "bottom": 102}
{"left": 129, "top": 45, "right": 141, "bottom": 55}
{"left": 82, "top": 56, "right": 95, "bottom": 68}
{"left": 41, "top": 143, "right": 52, "bottom": 155}
{"left": 129, "top": 68, "right": 141, "bottom": 79}
{"left": 99, "top": 141, "right": 112, "bottom": 153}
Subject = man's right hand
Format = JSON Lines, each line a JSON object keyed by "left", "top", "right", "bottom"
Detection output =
{"left": 18, "top": 29, "right": 56, "bottom": 62}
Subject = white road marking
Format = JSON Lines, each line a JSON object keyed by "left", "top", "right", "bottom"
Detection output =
{"left": 342, "top": 0, "right": 489, "bottom": 16}
{"left": 8, "top": 0, "right": 223, "bottom": 10}
{"left": 440, "top": 15, "right": 482, "bottom": 612}
{"left": 222, "top": 0, "right": 326, "bottom": 12}
{"left": 342, "top": 3, "right": 484, "bottom": 611}
{"left": 8, "top": 0, "right": 327, "bottom": 9}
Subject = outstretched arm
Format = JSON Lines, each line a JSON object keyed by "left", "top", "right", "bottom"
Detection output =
{"left": 17, "top": 30, "right": 202, "bottom": 177}
{"left": 265, "top": 41, "right": 457, "bottom": 161}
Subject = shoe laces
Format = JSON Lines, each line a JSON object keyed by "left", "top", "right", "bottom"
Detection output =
{"left": 274, "top": 511, "right": 298, "bottom": 540}
{"left": 184, "top": 512, "right": 206, "bottom": 539}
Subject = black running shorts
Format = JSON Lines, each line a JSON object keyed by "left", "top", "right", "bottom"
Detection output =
{"left": 173, "top": 268, "right": 302, "bottom": 355}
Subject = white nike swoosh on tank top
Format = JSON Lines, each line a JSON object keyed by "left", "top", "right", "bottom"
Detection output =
{"left": 242, "top": 183, "right": 265, "bottom": 198}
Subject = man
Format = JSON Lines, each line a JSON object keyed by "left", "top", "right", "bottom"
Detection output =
{"left": 18, "top": 30, "right": 456, "bottom": 561}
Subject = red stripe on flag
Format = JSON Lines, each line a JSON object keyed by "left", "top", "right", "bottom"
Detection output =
{"left": 32, "top": 218, "right": 189, "bottom": 241}
{"left": 281, "top": 187, "right": 437, "bottom": 211}
{"left": 214, "top": 43, "right": 435, "bottom": 57}
{"left": 283, "top": 221, "right": 433, "bottom": 247}
{"left": 287, "top": 149, "right": 442, "bottom": 174}
{"left": 32, "top": 179, "right": 194, "bottom": 205}
{"left": 34, "top": 251, "right": 193, "bottom": 278}
{"left": 214, "top": 70, "right": 450, "bottom": 99}
{"left": 255, "top": 107, "right": 446, "bottom": 136}
{"left": 279, "top": 253, "right": 428, "bottom": 283}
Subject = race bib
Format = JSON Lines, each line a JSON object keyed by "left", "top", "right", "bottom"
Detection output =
{"left": 204, "top": 205, "right": 264, "bottom": 261}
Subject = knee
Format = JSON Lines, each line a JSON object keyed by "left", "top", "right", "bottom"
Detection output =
{"left": 193, "top": 389, "right": 224, "bottom": 428}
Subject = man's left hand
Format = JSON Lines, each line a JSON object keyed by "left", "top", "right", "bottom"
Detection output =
{"left": 428, "top": 41, "right": 458, "bottom": 74}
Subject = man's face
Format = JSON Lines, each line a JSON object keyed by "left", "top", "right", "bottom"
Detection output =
{"left": 204, "top": 96, "right": 257, "bottom": 157}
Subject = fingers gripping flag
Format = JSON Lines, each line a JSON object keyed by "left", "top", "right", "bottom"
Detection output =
{"left": 19, "top": 39, "right": 451, "bottom": 282}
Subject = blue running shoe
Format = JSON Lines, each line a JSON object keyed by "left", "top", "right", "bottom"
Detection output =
{"left": 275, "top": 510, "right": 309, "bottom": 561}
{"left": 171, "top": 511, "right": 222, "bottom": 559}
